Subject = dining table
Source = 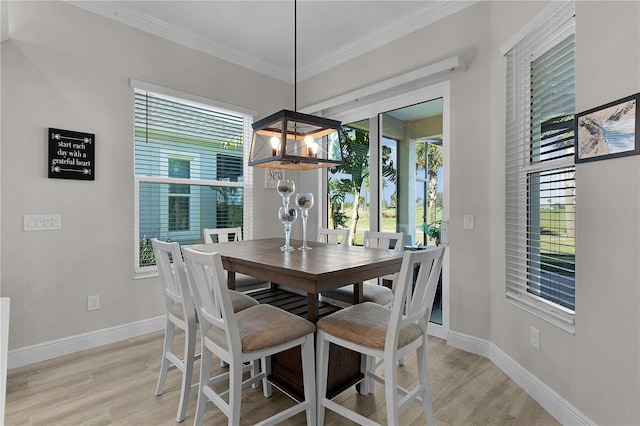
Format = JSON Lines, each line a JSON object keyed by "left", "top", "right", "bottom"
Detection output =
{"left": 189, "top": 237, "right": 405, "bottom": 400}
{"left": 189, "top": 237, "right": 404, "bottom": 322}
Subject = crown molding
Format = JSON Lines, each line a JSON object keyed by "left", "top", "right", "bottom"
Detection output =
{"left": 67, "top": 0, "right": 477, "bottom": 84}
{"left": 297, "top": 0, "right": 478, "bottom": 81}
{"left": 66, "top": 0, "right": 292, "bottom": 82}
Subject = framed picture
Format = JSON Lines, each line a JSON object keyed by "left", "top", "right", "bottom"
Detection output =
{"left": 575, "top": 93, "right": 640, "bottom": 163}
{"left": 48, "top": 128, "right": 95, "bottom": 180}
{"left": 264, "top": 167, "right": 284, "bottom": 189}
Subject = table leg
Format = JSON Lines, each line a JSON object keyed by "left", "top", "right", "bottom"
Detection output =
{"left": 352, "top": 282, "right": 364, "bottom": 305}
{"left": 307, "top": 293, "right": 319, "bottom": 323}
{"left": 227, "top": 271, "right": 236, "bottom": 290}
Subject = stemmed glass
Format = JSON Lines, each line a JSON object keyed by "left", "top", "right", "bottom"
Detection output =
{"left": 276, "top": 179, "right": 295, "bottom": 208}
{"left": 296, "top": 192, "right": 315, "bottom": 250}
{"left": 277, "top": 206, "right": 298, "bottom": 251}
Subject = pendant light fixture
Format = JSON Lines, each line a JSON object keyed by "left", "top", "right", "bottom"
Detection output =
{"left": 248, "top": 0, "right": 344, "bottom": 170}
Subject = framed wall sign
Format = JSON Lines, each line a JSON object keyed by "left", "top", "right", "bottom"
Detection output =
{"left": 264, "top": 167, "right": 284, "bottom": 189}
{"left": 575, "top": 93, "right": 640, "bottom": 163}
{"left": 48, "top": 128, "right": 95, "bottom": 180}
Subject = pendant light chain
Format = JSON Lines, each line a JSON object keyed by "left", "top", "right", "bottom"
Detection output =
{"left": 294, "top": 0, "right": 297, "bottom": 112}
{"left": 248, "top": 0, "right": 344, "bottom": 170}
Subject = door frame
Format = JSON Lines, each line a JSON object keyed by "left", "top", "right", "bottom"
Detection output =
{"left": 324, "top": 81, "right": 450, "bottom": 339}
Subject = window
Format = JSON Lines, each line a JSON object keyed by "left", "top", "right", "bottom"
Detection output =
{"left": 504, "top": 2, "right": 576, "bottom": 331}
{"left": 133, "top": 82, "right": 253, "bottom": 274}
{"left": 168, "top": 158, "right": 191, "bottom": 231}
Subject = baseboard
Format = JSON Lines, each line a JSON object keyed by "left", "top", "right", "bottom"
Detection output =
{"left": 446, "top": 329, "right": 491, "bottom": 357}
{"left": 447, "top": 331, "right": 594, "bottom": 426}
{"left": 8, "top": 316, "right": 165, "bottom": 370}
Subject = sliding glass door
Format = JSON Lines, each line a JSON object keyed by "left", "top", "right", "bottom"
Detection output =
{"left": 325, "top": 83, "right": 449, "bottom": 336}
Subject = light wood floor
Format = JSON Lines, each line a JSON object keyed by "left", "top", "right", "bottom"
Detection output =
{"left": 5, "top": 330, "right": 560, "bottom": 425}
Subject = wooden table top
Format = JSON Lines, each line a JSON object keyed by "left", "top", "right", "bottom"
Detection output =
{"left": 189, "top": 238, "right": 404, "bottom": 295}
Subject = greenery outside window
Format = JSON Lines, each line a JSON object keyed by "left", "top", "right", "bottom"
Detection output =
{"left": 504, "top": 1, "right": 576, "bottom": 331}
{"left": 328, "top": 125, "right": 395, "bottom": 246}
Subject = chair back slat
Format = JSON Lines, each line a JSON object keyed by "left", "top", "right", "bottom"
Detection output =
{"left": 363, "top": 231, "right": 405, "bottom": 251}
{"left": 182, "top": 247, "right": 241, "bottom": 354}
{"left": 411, "top": 248, "right": 445, "bottom": 319}
{"left": 363, "top": 231, "right": 405, "bottom": 289}
{"left": 386, "top": 246, "right": 445, "bottom": 349}
{"left": 152, "top": 239, "right": 195, "bottom": 320}
{"left": 203, "top": 227, "right": 243, "bottom": 244}
{"left": 318, "top": 228, "right": 350, "bottom": 245}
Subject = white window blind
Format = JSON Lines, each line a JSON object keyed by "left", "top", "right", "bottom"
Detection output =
{"left": 505, "top": 1, "right": 576, "bottom": 331}
{"left": 133, "top": 87, "right": 253, "bottom": 273}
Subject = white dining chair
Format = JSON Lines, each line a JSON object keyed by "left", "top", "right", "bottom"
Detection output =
{"left": 316, "top": 245, "right": 445, "bottom": 426}
{"left": 151, "top": 238, "right": 199, "bottom": 423}
{"left": 203, "top": 227, "right": 242, "bottom": 244}
{"left": 321, "top": 230, "right": 405, "bottom": 308}
{"left": 317, "top": 228, "right": 350, "bottom": 245}
{"left": 203, "top": 227, "right": 269, "bottom": 291}
{"left": 152, "top": 238, "right": 260, "bottom": 422}
{"left": 181, "top": 246, "right": 317, "bottom": 426}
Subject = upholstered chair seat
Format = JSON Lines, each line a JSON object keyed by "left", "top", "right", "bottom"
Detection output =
{"left": 228, "top": 290, "right": 259, "bottom": 312}
{"left": 321, "top": 230, "right": 405, "bottom": 308}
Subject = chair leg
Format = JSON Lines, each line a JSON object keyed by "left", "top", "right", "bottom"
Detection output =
{"left": 316, "top": 331, "right": 330, "bottom": 426}
{"left": 228, "top": 359, "right": 243, "bottom": 425}
{"left": 417, "top": 342, "right": 435, "bottom": 425}
{"left": 194, "top": 346, "right": 212, "bottom": 426}
{"left": 251, "top": 360, "right": 258, "bottom": 390}
{"left": 176, "top": 323, "right": 196, "bottom": 422}
{"left": 155, "top": 320, "right": 174, "bottom": 396}
{"left": 384, "top": 356, "right": 400, "bottom": 426}
{"left": 261, "top": 357, "right": 273, "bottom": 397}
{"left": 360, "top": 354, "right": 373, "bottom": 395}
{"left": 301, "top": 334, "right": 317, "bottom": 426}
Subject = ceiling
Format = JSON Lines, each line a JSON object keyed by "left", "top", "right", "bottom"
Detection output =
{"left": 68, "top": 0, "right": 475, "bottom": 83}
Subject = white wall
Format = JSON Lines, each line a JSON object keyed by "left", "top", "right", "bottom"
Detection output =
{"left": 300, "top": 0, "right": 495, "bottom": 341}
{"left": 0, "top": 0, "right": 288, "bottom": 349}
{"left": 488, "top": 2, "right": 640, "bottom": 424}
{"left": 302, "top": 1, "right": 639, "bottom": 423}
{"left": 2, "top": 0, "right": 640, "bottom": 424}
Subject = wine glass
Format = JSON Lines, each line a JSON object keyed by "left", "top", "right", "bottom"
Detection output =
{"left": 277, "top": 206, "right": 298, "bottom": 251}
{"left": 276, "top": 179, "right": 295, "bottom": 208}
{"left": 296, "top": 193, "right": 315, "bottom": 250}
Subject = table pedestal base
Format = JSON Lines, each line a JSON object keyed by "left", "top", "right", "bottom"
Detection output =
{"left": 249, "top": 288, "right": 362, "bottom": 400}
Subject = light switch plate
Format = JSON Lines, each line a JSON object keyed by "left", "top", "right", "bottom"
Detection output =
{"left": 440, "top": 219, "right": 450, "bottom": 245}
{"left": 24, "top": 214, "right": 62, "bottom": 231}
{"left": 463, "top": 214, "right": 474, "bottom": 230}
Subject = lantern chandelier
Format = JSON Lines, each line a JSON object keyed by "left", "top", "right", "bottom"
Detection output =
{"left": 248, "top": 0, "right": 344, "bottom": 170}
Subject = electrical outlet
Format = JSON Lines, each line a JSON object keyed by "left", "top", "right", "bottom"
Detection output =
{"left": 87, "top": 295, "right": 100, "bottom": 311}
{"left": 530, "top": 326, "right": 540, "bottom": 351}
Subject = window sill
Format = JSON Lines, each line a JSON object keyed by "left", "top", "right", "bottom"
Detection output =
{"left": 133, "top": 269, "right": 159, "bottom": 280}
{"left": 506, "top": 295, "right": 575, "bottom": 335}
